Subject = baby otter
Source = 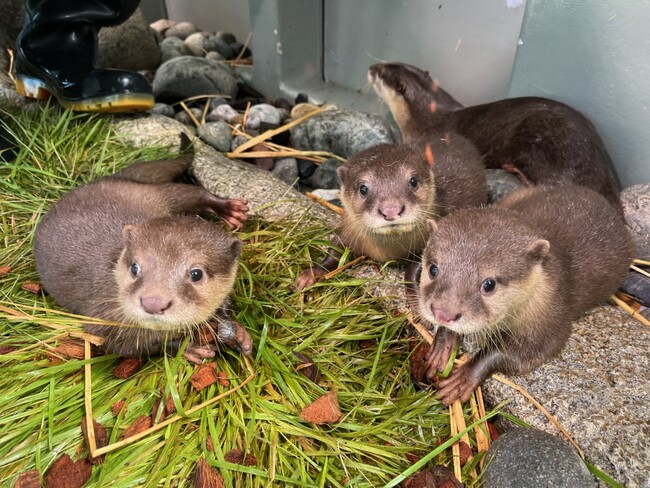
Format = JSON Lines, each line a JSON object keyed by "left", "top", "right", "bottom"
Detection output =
{"left": 33, "top": 136, "right": 252, "bottom": 360}
{"left": 412, "top": 184, "right": 633, "bottom": 405}
{"left": 368, "top": 62, "right": 622, "bottom": 211}
{"left": 296, "top": 135, "right": 487, "bottom": 289}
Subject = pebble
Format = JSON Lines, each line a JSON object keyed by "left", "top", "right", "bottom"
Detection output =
{"left": 205, "top": 51, "right": 225, "bottom": 63}
{"left": 482, "top": 428, "right": 596, "bottom": 488}
{"left": 197, "top": 121, "right": 232, "bottom": 153}
{"left": 271, "top": 158, "right": 299, "bottom": 186}
{"left": 229, "top": 41, "right": 251, "bottom": 59}
{"left": 230, "top": 135, "right": 248, "bottom": 152}
{"left": 209, "top": 97, "right": 229, "bottom": 111}
{"left": 207, "top": 104, "right": 241, "bottom": 125}
{"left": 151, "top": 103, "right": 175, "bottom": 118}
{"left": 204, "top": 35, "right": 235, "bottom": 60}
{"left": 159, "top": 36, "right": 190, "bottom": 63}
{"left": 153, "top": 56, "right": 238, "bottom": 101}
{"left": 174, "top": 108, "right": 202, "bottom": 125}
{"left": 310, "top": 158, "right": 343, "bottom": 190}
{"left": 149, "top": 19, "right": 177, "bottom": 36}
{"left": 621, "top": 183, "right": 650, "bottom": 260}
{"left": 486, "top": 169, "right": 524, "bottom": 204}
{"left": 291, "top": 109, "right": 394, "bottom": 158}
{"left": 245, "top": 104, "right": 281, "bottom": 130}
{"left": 184, "top": 31, "right": 209, "bottom": 57}
{"left": 309, "top": 188, "right": 340, "bottom": 203}
{"left": 216, "top": 31, "right": 238, "bottom": 45}
{"left": 298, "top": 160, "right": 317, "bottom": 182}
{"left": 164, "top": 21, "right": 196, "bottom": 40}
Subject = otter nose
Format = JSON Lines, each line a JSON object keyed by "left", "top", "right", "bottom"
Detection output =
{"left": 141, "top": 296, "right": 171, "bottom": 315}
{"left": 431, "top": 306, "right": 461, "bottom": 325}
{"left": 379, "top": 205, "right": 405, "bottom": 221}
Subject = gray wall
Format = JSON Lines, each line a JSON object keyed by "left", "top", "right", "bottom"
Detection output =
{"left": 509, "top": 0, "right": 650, "bottom": 187}
{"left": 165, "top": 0, "right": 251, "bottom": 42}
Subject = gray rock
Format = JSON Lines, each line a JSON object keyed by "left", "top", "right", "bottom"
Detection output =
{"left": 486, "top": 169, "right": 524, "bottom": 204}
{"left": 149, "top": 19, "right": 177, "bottom": 36}
{"left": 311, "top": 158, "right": 343, "bottom": 190}
{"left": 159, "top": 36, "right": 190, "bottom": 63}
{"left": 271, "top": 158, "right": 299, "bottom": 186}
{"left": 482, "top": 428, "right": 596, "bottom": 488}
{"left": 197, "top": 121, "right": 232, "bottom": 152}
{"left": 184, "top": 31, "right": 209, "bottom": 57}
{"left": 298, "top": 160, "right": 317, "bottom": 181}
{"left": 207, "top": 104, "right": 241, "bottom": 125}
{"left": 174, "top": 107, "right": 202, "bottom": 126}
{"left": 151, "top": 103, "right": 175, "bottom": 118}
{"left": 204, "top": 35, "right": 236, "bottom": 60}
{"left": 205, "top": 51, "right": 226, "bottom": 63}
{"left": 622, "top": 183, "right": 650, "bottom": 260}
{"left": 291, "top": 110, "right": 394, "bottom": 158}
{"left": 230, "top": 135, "right": 248, "bottom": 152}
{"left": 310, "top": 188, "right": 341, "bottom": 202}
{"left": 245, "top": 104, "right": 281, "bottom": 130}
{"left": 98, "top": 9, "right": 161, "bottom": 71}
{"left": 216, "top": 31, "right": 238, "bottom": 45}
{"left": 153, "top": 56, "right": 238, "bottom": 102}
{"left": 164, "top": 21, "right": 196, "bottom": 40}
{"left": 209, "top": 97, "right": 229, "bottom": 111}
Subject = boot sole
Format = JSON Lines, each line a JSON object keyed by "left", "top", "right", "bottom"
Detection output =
{"left": 15, "top": 75, "right": 154, "bottom": 113}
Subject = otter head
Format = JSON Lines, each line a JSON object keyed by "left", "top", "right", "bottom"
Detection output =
{"left": 418, "top": 209, "right": 551, "bottom": 339}
{"left": 114, "top": 215, "right": 242, "bottom": 333}
{"left": 368, "top": 62, "right": 463, "bottom": 139}
{"left": 338, "top": 143, "right": 438, "bottom": 241}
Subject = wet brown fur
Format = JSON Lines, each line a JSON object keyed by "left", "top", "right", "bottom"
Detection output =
{"left": 416, "top": 184, "right": 633, "bottom": 404}
{"left": 369, "top": 62, "right": 623, "bottom": 212}
{"left": 33, "top": 140, "right": 245, "bottom": 357}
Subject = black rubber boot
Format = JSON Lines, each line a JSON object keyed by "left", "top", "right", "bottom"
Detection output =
{"left": 14, "top": 0, "right": 154, "bottom": 113}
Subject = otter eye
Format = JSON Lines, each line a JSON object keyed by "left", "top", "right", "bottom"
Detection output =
{"left": 359, "top": 184, "right": 369, "bottom": 196}
{"left": 409, "top": 176, "right": 418, "bottom": 189}
{"left": 189, "top": 268, "right": 204, "bottom": 283}
{"left": 429, "top": 263, "right": 438, "bottom": 279}
{"left": 130, "top": 262, "right": 140, "bottom": 277}
{"left": 481, "top": 278, "right": 496, "bottom": 295}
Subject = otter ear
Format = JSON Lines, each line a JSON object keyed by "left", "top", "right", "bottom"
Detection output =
{"left": 230, "top": 238, "right": 243, "bottom": 259}
{"left": 337, "top": 165, "right": 349, "bottom": 184}
{"left": 527, "top": 239, "right": 550, "bottom": 261}
{"left": 122, "top": 224, "right": 137, "bottom": 243}
{"left": 427, "top": 219, "right": 439, "bottom": 234}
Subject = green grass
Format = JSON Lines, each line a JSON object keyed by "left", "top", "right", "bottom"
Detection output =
{"left": 0, "top": 103, "right": 490, "bottom": 487}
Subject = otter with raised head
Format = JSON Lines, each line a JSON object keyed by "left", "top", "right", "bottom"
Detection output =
{"left": 295, "top": 135, "right": 487, "bottom": 289}
{"left": 33, "top": 135, "right": 252, "bottom": 361}
{"left": 368, "top": 62, "right": 622, "bottom": 211}
{"left": 411, "top": 184, "right": 633, "bottom": 405}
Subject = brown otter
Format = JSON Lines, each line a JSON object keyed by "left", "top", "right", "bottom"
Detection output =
{"left": 295, "top": 135, "right": 487, "bottom": 289}
{"left": 368, "top": 62, "right": 623, "bottom": 212}
{"left": 33, "top": 135, "right": 252, "bottom": 360}
{"left": 410, "top": 184, "right": 633, "bottom": 405}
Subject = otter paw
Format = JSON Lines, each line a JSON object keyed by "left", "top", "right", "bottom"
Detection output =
{"left": 436, "top": 364, "right": 479, "bottom": 406}
{"left": 425, "top": 329, "right": 459, "bottom": 378}
{"left": 210, "top": 197, "right": 249, "bottom": 229}
{"left": 294, "top": 267, "right": 327, "bottom": 291}
{"left": 216, "top": 318, "right": 253, "bottom": 356}
{"left": 183, "top": 345, "right": 217, "bottom": 364}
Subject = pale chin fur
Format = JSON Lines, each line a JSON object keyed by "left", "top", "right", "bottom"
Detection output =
{"left": 365, "top": 220, "right": 418, "bottom": 235}
{"left": 418, "top": 300, "right": 486, "bottom": 336}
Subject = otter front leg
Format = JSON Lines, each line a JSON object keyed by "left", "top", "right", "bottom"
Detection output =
{"left": 425, "top": 327, "right": 459, "bottom": 379}
{"left": 295, "top": 252, "right": 342, "bottom": 291}
{"left": 436, "top": 349, "right": 505, "bottom": 405}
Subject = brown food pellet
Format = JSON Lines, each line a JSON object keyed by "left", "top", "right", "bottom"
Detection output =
{"left": 0, "top": 345, "right": 18, "bottom": 355}
{"left": 164, "top": 393, "right": 176, "bottom": 417}
{"left": 0, "top": 266, "right": 12, "bottom": 277}
{"left": 113, "top": 357, "right": 145, "bottom": 379}
{"left": 190, "top": 364, "right": 219, "bottom": 391}
{"left": 292, "top": 351, "right": 321, "bottom": 384}
{"left": 299, "top": 391, "right": 342, "bottom": 425}
{"left": 403, "top": 469, "right": 437, "bottom": 488}
{"left": 112, "top": 399, "right": 127, "bottom": 417}
{"left": 206, "top": 436, "right": 214, "bottom": 452}
{"left": 15, "top": 470, "right": 40, "bottom": 488}
{"left": 487, "top": 421, "right": 500, "bottom": 441}
{"left": 122, "top": 415, "right": 152, "bottom": 440}
{"left": 193, "top": 457, "right": 225, "bottom": 488}
{"left": 43, "top": 454, "right": 92, "bottom": 488}
{"left": 81, "top": 416, "right": 109, "bottom": 464}
{"left": 52, "top": 339, "right": 86, "bottom": 360}
{"left": 216, "top": 371, "right": 230, "bottom": 387}
{"left": 21, "top": 281, "right": 42, "bottom": 294}
{"left": 405, "top": 451, "right": 422, "bottom": 465}
{"left": 410, "top": 341, "right": 434, "bottom": 388}
{"left": 224, "top": 449, "right": 256, "bottom": 466}
{"left": 457, "top": 441, "right": 472, "bottom": 466}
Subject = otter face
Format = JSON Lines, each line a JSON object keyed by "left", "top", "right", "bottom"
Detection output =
{"left": 114, "top": 216, "right": 242, "bottom": 332}
{"left": 338, "top": 143, "right": 437, "bottom": 236}
{"left": 417, "top": 211, "right": 550, "bottom": 338}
